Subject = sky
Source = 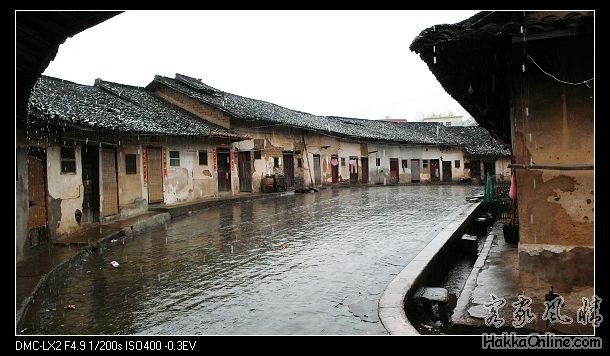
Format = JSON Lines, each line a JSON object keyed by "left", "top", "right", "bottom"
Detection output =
{"left": 43, "top": 10, "right": 479, "bottom": 121}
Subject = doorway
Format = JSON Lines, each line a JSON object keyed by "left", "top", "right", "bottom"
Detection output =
{"left": 390, "top": 158, "right": 399, "bottom": 183}
{"left": 349, "top": 156, "right": 358, "bottom": 185}
{"left": 484, "top": 161, "right": 496, "bottom": 180}
{"left": 81, "top": 145, "right": 100, "bottom": 222}
{"left": 411, "top": 159, "right": 420, "bottom": 182}
{"left": 313, "top": 154, "right": 321, "bottom": 185}
{"left": 442, "top": 160, "right": 452, "bottom": 182}
{"left": 283, "top": 152, "right": 294, "bottom": 189}
{"left": 217, "top": 149, "right": 231, "bottom": 193}
{"left": 101, "top": 148, "right": 119, "bottom": 217}
{"left": 147, "top": 147, "right": 164, "bottom": 203}
{"left": 238, "top": 151, "right": 252, "bottom": 192}
{"left": 331, "top": 154, "right": 339, "bottom": 184}
{"left": 27, "top": 147, "right": 48, "bottom": 246}
{"left": 430, "top": 159, "right": 440, "bottom": 182}
{"left": 361, "top": 157, "right": 368, "bottom": 184}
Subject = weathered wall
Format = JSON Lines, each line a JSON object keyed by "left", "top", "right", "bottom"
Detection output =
{"left": 153, "top": 86, "right": 231, "bottom": 129}
{"left": 16, "top": 129, "right": 29, "bottom": 262}
{"left": 117, "top": 145, "right": 147, "bottom": 217}
{"left": 439, "top": 148, "right": 465, "bottom": 181}
{"left": 232, "top": 126, "right": 304, "bottom": 191}
{"left": 511, "top": 35, "right": 593, "bottom": 302}
{"left": 366, "top": 143, "right": 455, "bottom": 184}
{"left": 162, "top": 139, "right": 228, "bottom": 204}
{"left": 46, "top": 145, "right": 84, "bottom": 239}
{"left": 495, "top": 156, "right": 511, "bottom": 180}
{"left": 303, "top": 134, "right": 362, "bottom": 185}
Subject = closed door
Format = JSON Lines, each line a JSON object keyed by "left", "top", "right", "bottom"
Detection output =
{"left": 27, "top": 156, "right": 47, "bottom": 229}
{"left": 361, "top": 157, "right": 368, "bottom": 184}
{"left": 442, "top": 161, "right": 452, "bottom": 182}
{"left": 313, "top": 154, "right": 321, "bottom": 185}
{"left": 147, "top": 147, "right": 164, "bottom": 203}
{"left": 101, "top": 148, "right": 119, "bottom": 216}
{"left": 283, "top": 152, "right": 294, "bottom": 189}
{"left": 411, "top": 159, "right": 420, "bottom": 182}
{"left": 217, "top": 150, "right": 231, "bottom": 192}
{"left": 390, "top": 158, "right": 399, "bottom": 183}
{"left": 238, "top": 151, "right": 252, "bottom": 192}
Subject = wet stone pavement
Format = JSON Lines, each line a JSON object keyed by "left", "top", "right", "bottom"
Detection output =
{"left": 22, "top": 185, "right": 480, "bottom": 335}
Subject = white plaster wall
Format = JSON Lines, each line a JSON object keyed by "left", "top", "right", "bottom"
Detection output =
{"left": 367, "top": 143, "right": 447, "bottom": 184}
{"left": 439, "top": 149, "right": 465, "bottom": 182}
{"left": 46, "top": 145, "right": 84, "bottom": 238}
{"left": 162, "top": 142, "right": 221, "bottom": 204}
{"left": 496, "top": 157, "right": 511, "bottom": 180}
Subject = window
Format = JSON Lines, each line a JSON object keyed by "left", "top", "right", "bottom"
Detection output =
{"left": 125, "top": 154, "right": 137, "bottom": 174}
{"left": 254, "top": 150, "right": 262, "bottom": 160}
{"left": 273, "top": 157, "right": 279, "bottom": 168}
{"left": 297, "top": 158, "right": 303, "bottom": 168}
{"left": 169, "top": 150, "right": 180, "bottom": 166}
{"left": 423, "top": 160, "right": 429, "bottom": 168}
{"left": 455, "top": 160, "right": 460, "bottom": 168}
{"left": 401, "top": 159, "right": 408, "bottom": 168}
{"left": 445, "top": 122, "right": 452, "bottom": 126}
{"left": 60, "top": 146, "right": 76, "bottom": 173}
{"left": 341, "top": 157, "right": 346, "bottom": 166}
{"left": 199, "top": 150, "right": 208, "bottom": 165}
{"left": 375, "top": 158, "right": 380, "bottom": 166}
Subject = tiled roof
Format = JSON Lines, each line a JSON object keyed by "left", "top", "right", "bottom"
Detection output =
{"left": 28, "top": 76, "right": 245, "bottom": 139}
{"left": 152, "top": 74, "right": 506, "bottom": 149}
{"left": 443, "top": 125, "right": 511, "bottom": 157}
{"left": 410, "top": 11, "right": 593, "bottom": 52}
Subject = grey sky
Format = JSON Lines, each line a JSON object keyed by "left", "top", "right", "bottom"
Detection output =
{"left": 43, "top": 10, "right": 479, "bottom": 121}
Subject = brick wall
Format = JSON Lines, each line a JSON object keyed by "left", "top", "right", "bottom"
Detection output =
{"left": 154, "top": 86, "right": 231, "bottom": 129}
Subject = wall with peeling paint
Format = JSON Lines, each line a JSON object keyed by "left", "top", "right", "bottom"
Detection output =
{"left": 162, "top": 141, "right": 231, "bottom": 204}
{"left": 510, "top": 35, "right": 593, "bottom": 298}
{"left": 232, "top": 126, "right": 303, "bottom": 191}
{"left": 117, "top": 145, "right": 148, "bottom": 217}
{"left": 303, "top": 134, "right": 362, "bottom": 185}
{"left": 366, "top": 144, "right": 465, "bottom": 183}
{"left": 46, "top": 145, "right": 85, "bottom": 239}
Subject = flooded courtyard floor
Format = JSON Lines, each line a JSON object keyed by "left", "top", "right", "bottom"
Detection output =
{"left": 21, "top": 185, "right": 480, "bottom": 335}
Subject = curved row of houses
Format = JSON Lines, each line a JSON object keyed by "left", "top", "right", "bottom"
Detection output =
{"left": 16, "top": 73, "right": 509, "bottom": 258}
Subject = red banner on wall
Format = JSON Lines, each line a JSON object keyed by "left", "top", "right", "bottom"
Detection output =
{"left": 212, "top": 150, "right": 217, "bottom": 172}
{"left": 230, "top": 148, "right": 235, "bottom": 171}
{"left": 142, "top": 146, "right": 148, "bottom": 186}
{"left": 162, "top": 147, "right": 168, "bottom": 177}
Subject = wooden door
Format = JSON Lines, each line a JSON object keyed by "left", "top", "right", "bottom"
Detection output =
{"left": 81, "top": 145, "right": 100, "bottom": 222}
{"left": 411, "top": 159, "right": 420, "bottom": 182}
{"left": 27, "top": 156, "right": 47, "bottom": 229}
{"left": 313, "top": 154, "right": 321, "bottom": 185}
{"left": 361, "top": 157, "right": 368, "bottom": 184}
{"left": 283, "top": 152, "right": 294, "bottom": 189}
{"left": 101, "top": 148, "right": 119, "bottom": 216}
{"left": 390, "top": 158, "right": 399, "bottom": 183}
{"left": 217, "top": 150, "right": 231, "bottom": 192}
{"left": 147, "top": 147, "right": 164, "bottom": 203}
{"left": 238, "top": 151, "right": 252, "bottom": 192}
{"left": 442, "top": 161, "right": 452, "bottom": 182}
